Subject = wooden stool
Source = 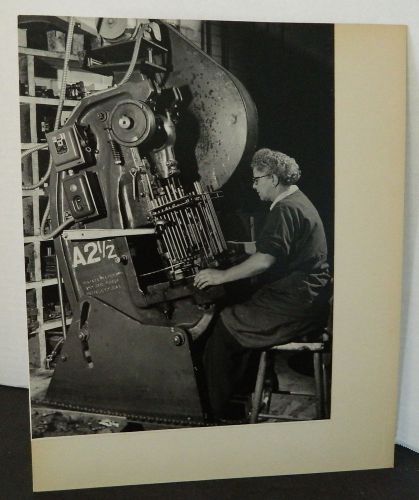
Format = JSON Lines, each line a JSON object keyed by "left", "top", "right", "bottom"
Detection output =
{"left": 249, "top": 331, "right": 331, "bottom": 423}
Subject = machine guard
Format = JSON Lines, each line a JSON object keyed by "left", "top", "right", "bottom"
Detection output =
{"left": 46, "top": 297, "right": 204, "bottom": 421}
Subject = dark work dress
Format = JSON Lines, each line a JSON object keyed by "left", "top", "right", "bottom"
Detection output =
{"left": 220, "top": 189, "right": 330, "bottom": 348}
{"left": 202, "top": 189, "right": 331, "bottom": 418}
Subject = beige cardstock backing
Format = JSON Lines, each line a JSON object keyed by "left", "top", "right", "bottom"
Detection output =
{"left": 30, "top": 24, "right": 406, "bottom": 492}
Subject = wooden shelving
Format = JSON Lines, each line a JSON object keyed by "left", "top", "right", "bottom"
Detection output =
{"left": 43, "top": 317, "right": 73, "bottom": 331}
{"left": 26, "top": 278, "right": 59, "bottom": 290}
{"left": 19, "top": 35, "right": 75, "bottom": 368}
{"left": 22, "top": 188, "right": 45, "bottom": 197}
{"left": 19, "top": 95, "right": 79, "bottom": 107}
{"left": 19, "top": 46, "right": 79, "bottom": 63}
{"left": 19, "top": 20, "right": 112, "bottom": 367}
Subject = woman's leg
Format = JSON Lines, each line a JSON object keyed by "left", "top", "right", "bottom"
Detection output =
{"left": 203, "top": 318, "right": 252, "bottom": 419}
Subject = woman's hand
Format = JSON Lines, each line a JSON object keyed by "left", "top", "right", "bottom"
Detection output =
{"left": 194, "top": 269, "right": 226, "bottom": 289}
{"left": 194, "top": 253, "right": 275, "bottom": 289}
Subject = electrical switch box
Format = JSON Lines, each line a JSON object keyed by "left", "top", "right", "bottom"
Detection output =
{"left": 46, "top": 125, "right": 87, "bottom": 171}
{"left": 62, "top": 172, "right": 102, "bottom": 221}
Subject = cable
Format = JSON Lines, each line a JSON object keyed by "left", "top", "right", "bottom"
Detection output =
{"left": 21, "top": 143, "right": 49, "bottom": 160}
{"left": 38, "top": 18, "right": 76, "bottom": 239}
{"left": 22, "top": 19, "right": 144, "bottom": 192}
{"left": 42, "top": 218, "right": 75, "bottom": 240}
{"left": 40, "top": 198, "right": 75, "bottom": 240}
{"left": 54, "top": 17, "right": 76, "bottom": 130}
{"left": 79, "top": 20, "right": 146, "bottom": 101}
{"left": 27, "top": 19, "right": 145, "bottom": 239}
{"left": 117, "top": 24, "right": 145, "bottom": 86}
{"left": 22, "top": 17, "right": 76, "bottom": 191}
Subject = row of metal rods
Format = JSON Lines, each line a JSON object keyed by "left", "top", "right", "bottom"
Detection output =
{"left": 193, "top": 181, "right": 226, "bottom": 253}
{"left": 179, "top": 179, "right": 224, "bottom": 258}
{"left": 148, "top": 177, "right": 224, "bottom": 266}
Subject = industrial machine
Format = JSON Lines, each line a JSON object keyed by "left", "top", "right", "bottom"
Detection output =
{"left": 43, "top": 19, "right": 257, "bottom": 426}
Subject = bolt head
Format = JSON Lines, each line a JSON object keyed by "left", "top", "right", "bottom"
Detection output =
{"left": 173, "top": 334, "right": 184, "bottom": 346}
{"left": 97, "top": 111, "right": 108, "bottom": 122}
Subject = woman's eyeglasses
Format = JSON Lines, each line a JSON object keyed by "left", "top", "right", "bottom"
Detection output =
{"left": 252, "top": 174, "right": 271, "bottom": 185}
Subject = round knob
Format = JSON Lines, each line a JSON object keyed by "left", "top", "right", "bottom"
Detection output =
{"left": 173, "top": 334, "right": 185, "bottom": 346}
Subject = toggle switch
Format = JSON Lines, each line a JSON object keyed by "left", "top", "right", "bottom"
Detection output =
{"left": 72, "top": 195, "right": 85, "bottom": 213}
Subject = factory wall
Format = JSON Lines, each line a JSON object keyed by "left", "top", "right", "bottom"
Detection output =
{"left": 218, "top": 23, "right": 334, "bottom": 262}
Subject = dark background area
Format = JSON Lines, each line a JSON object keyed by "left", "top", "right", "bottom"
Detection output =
{"left": 219, "top": 22, "right": 334, "bottom": 264}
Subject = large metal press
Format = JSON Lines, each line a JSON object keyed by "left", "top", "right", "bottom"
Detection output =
{"left": 43, "top": 19, "right": 257, "bottom": 424}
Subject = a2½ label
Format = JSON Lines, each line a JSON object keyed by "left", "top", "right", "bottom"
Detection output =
{"left": 72, "top": 240, "right": 117, "bottom": 268}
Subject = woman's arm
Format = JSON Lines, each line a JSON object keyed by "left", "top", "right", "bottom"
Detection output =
{"left": 193, "top": 252, "right": 276, "bottom": 289}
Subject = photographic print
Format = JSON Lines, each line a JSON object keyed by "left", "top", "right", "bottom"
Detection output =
{"left": 19, "top": 16, "right": 334, "bottom": 437}
{"left": 9, "top": 8, "right": 406, "bottom": 492}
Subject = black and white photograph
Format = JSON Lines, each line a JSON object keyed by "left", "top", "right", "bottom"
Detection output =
{"left": 19, "top": 15, "right": 335, "bottom": 437}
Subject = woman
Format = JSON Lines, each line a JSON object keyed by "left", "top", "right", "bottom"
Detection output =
{"left": 194, "top": 148, "right": 331, "bottom": 420}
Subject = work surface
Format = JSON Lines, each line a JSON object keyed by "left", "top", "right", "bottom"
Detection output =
{"left": 1, "top": 384, "right": 418, "bottom": 499}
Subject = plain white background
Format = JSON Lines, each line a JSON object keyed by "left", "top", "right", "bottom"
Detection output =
{"left": 0, "top": 1, "right": 417, "bottom": 452}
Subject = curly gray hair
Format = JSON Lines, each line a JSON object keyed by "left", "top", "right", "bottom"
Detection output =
{"left": 251, "top": 148, "right": 301, "bottom": 186}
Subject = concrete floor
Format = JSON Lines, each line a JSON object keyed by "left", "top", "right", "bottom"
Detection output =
{"left": 29, "top": 350, "right": 321, "bottom": 437}
{"left": 270, "top": 352, "right": 317, "bottom": 420}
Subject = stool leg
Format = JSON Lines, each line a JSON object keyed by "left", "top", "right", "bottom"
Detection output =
{"left": 250, "top": 351, "right": 267, "bottom": 424}
{"left": 313, "top": 352, "right": 325, "bottom": 419}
